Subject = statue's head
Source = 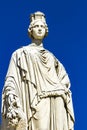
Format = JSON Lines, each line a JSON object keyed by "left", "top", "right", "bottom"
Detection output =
{"left": 28, "top": 11, "right": 48, "bottom": 40}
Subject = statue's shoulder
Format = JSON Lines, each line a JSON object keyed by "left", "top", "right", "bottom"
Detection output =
{"left": 45, "top": 49, "right": 61, "bottom": 65}
{"left": 45, "top": 49, "right": 57, "bottom": 58}
{"left": 11, "top": 45, "right": 31, "bottom": 58}
{"left": 11, "top": 47, "right": 24, "bottom": 58}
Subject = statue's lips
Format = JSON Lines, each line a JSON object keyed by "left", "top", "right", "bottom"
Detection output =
{"left": 37, "top": 31, "right": 42, "bottom": 34}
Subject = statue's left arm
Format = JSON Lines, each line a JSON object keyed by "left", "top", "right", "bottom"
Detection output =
{"left": 55, "top": 58, "right": 75, "bottom": 130}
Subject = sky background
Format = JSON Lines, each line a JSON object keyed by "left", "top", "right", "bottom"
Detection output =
{"left": 0, "top": 0, "right": 87, "bottom": 129}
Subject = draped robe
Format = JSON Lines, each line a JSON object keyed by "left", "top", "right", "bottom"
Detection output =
{"left": 1, "top": 43, "right": 75, "bottom": 130}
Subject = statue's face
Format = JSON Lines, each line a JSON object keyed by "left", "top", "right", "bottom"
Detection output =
{"left": 32, "top": 21, "right": 46, "bottom": 40}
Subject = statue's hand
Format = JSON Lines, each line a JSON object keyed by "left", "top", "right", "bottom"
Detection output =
{"left": 6, "top": 107, "right": 19, "bottom": 127}
{"left": 7, "top": 107, "right": 27, "bottom": 128}
{"left": 6, "top": 94, "right": 25, "bottom": 127}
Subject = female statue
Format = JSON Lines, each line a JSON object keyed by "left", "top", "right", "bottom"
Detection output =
{"left": 1, "top": 11, "right": 75, "bottom": 130}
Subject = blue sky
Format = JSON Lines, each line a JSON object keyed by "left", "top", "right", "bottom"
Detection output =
{"left": 0, "top": 0, "right": 87, "bottom": 129}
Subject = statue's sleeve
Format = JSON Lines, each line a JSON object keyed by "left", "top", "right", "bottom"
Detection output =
{"left": 1, "top": 50, "right": 28, "bottom": 130}
{"left": 55, "top": 58, "right": 71, "bottom": 92}
{"left": 1, "top": 51, "right": 21, "bottom": 116}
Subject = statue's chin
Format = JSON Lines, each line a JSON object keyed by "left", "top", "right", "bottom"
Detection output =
{"left": 33, "top": 34, "right": 44, "bottom": 40}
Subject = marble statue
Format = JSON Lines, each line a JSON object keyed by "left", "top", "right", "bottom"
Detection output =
{"left": 1, "top": 11, "right": 75, "bottom": 130}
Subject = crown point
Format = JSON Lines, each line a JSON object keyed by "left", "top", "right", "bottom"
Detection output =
{"left": 30, "top": 11, "right": 46, "bottom": 23}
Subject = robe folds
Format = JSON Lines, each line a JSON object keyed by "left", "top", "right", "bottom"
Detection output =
{"left": 1, "top": 43, "right": 75, "bottom": 130}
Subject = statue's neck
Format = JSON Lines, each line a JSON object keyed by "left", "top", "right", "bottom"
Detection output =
{"left": 32, "top": 39, "right": 43, "bottom": 46}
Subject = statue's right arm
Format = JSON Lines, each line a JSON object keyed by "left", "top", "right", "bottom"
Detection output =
{"left": 2, "top": 51, "right": 27, "bottom": 127}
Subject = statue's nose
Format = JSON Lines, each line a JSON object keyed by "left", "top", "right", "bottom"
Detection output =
{"left": 38, "top": 28, "right": 42, "bottom": 32}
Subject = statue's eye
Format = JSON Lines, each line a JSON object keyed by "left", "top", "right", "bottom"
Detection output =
{"left": 41, "top": 25, "right": 45, "bottom": 28}
{"left": 34, "top": 25, "right": 39, "bottom": 28}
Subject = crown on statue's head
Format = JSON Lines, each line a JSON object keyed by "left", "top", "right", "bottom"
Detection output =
{"left": 30, "top": 11, "right": 46, "bottom": 23}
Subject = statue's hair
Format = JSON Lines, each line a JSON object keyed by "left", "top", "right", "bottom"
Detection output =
{"left": 28, "top": 20, "right": 49, "bottom": 39}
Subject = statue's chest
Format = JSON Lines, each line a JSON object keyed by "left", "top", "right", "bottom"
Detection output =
{"left": 31, "top": 50, "right": 54, "bottom": 66}
{"left": 28, "top": 49, "right": 55, "bottom": 72}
